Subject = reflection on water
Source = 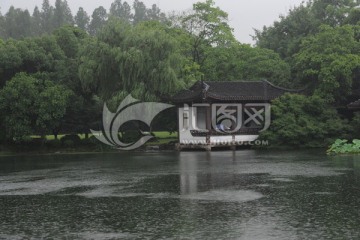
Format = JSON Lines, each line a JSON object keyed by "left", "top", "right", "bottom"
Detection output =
{"left": 180, "top": 153, "right": 199, "bottom": 195}
{"left": 179, "top": 152, "right": 263, "bottom": 203}
{"left": 0, "top": 151, "right": 359, "bottom": 239}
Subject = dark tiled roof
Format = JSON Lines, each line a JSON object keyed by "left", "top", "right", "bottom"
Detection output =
{"left": 348, "top": 99, "right": 360, "bottom": 109}
{"left": 172, "top": 80, "right": 301, "bottom": 103}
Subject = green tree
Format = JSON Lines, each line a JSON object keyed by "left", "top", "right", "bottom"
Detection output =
{"left": 54, "top": 26, "right": 86, "bottom": 59}
{"left": 133, "top": 0, "right": 147, "bottom": 24}
{"left": 0, "top": 8, "right": 5, "bottom": 38}
{"left": 203, "top": 44, "right": 291, "bottom": 86}
{"left": 89, "top": 6, "right": 107, "bottom": 36}
{"left": 33, "top": 35, "right": 67, "bottom": 74}
{"left": 254, "top": 0, "right": 360, "bottom": 60}
{"left": 260, "top": 94, "right": 350, "bottom": 148}
{"left": 294, "top": 25, "right": 360, "bottom": 103}
{"left": 350, "top": 112, "right": 360, "bottom": 139}
{"left": 53, "top": 26, "right": 88, "bottom": 100}
{"left": 122, "top": 2, "right": 133, "bottom": 22}
{"left": 110, "top": 0, "right": 133, "bottom": 22}
{"left": 40, "top": 0, "right": 54, "bottom": 33}
{"left": 179, "top": 0, "right": 236, "bottom": 66}
{"left": 75, "top": 7, "right": 90, "bottom": 31}
{"left": 52, "top": 26, "right": 101, "bottom": 137}
{"left": 147, "top": 4, "right": 166, "bottom": 22}
{"left": 345, "top": 7, "right": 360, "bottom": 25}
{"left": 3, "top": 7, "right": 32, "bottom": 39}
{"left": 0, "top": 39, "right": 22, "bottom": 86}
{"left": 311, "top": 0, "right": 358, "bottom": 26}
{"left": 79, "top": 20, "right": 183, "bottom": 100}
{"left": 15, "top": 39, "right": 51, "bottom": 73}
{"left": 36, "top": 83, "right": 73, "bottom": 138}
{"left": 78, "top": 37, "right": 112, "bottom": 95}
{"left": 53, "top": 0, "right": 74, "bottom": 29}
{"left": 32, "top": 7, "right": 43, "bottom": 36}
{"left": 0, "top": 36, "right": 66, "bottom": 86}
{"left": 0, "top": 73, "right": 72, "bottom": 141}
{"left": 0, "top": 73, "right": 37, "bottom": 141}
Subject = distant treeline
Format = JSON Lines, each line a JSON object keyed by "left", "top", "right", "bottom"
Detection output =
{"left": 0, "top": 0, "right": 167, "bottom": 39}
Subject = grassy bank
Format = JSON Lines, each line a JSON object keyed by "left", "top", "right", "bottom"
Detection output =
{"left": 0, "top": 132, "right": 178, "bottom": 156}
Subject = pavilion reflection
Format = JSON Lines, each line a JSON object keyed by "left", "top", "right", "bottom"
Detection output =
{"left": 179, "top": 151, "right": 247, "bottom": 195}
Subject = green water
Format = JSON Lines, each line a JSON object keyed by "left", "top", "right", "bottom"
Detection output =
{"left": 0, "top": 151, "right": 359, "bottom": 239}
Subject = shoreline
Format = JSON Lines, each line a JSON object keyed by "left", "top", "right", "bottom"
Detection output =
{"left": 0, "top": 145, "right": 331, "bottom": 158}
{"left": 0, "top": 144, "right": 178, "bottom": 157}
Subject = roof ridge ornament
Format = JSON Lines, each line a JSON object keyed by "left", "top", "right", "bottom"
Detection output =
{"left": 201, "top": 80, "right": 210, "bottom": 100}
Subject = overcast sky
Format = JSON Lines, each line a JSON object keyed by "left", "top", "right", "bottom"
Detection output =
{"left": 0, "top": 0, "right": 305, "bottom": 44}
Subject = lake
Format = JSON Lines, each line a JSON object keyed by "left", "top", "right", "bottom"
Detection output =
{"left": 0, "top": 150, "right": 359, "bottom": 239}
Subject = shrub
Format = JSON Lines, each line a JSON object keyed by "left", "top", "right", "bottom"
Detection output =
{"left": 46, "top": 139, "right": 61, "bottom": 148}
{"left": 63, "top": 140, "right": 75, "bottom": 148}
{"left": 0, "top": 129, "right": 5, "bottom": 144}
{"left": 121, "top": 130, "right": 142, "bottom": 143}
{"left": 81, "top": 136, "right": 102, "bottom": 146}
{"left": 61, "top": 135, "right": 81, "bottom": 146}
{"left": 350, "top": 112, "right": 360, "bottom": 139}
{"left": 15, "top": 137, "right": 37, "bottom": 146}
{"left": 259, "top": 94, "right": 350, "bottom": 148}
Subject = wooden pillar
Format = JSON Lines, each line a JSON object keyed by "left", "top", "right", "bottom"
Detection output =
{"left": 177, "top": 107, "right": 181, "bottom": 145}
{"left": 206, "top": 104, "right": 212, "bottom": 145}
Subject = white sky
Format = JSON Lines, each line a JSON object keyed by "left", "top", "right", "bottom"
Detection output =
{"left": 0, "top": 0, "right": 305, "bottom": 44}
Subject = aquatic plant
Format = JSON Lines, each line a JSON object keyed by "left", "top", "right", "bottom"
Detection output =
{"left": 327, "top": 139, "right": 360, "bottom": 155}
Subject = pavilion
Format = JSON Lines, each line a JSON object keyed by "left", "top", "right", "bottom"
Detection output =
{"left": 171, "top": 80, "right": 301, "bottom": 151}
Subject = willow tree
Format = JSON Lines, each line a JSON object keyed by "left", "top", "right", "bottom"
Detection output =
{"left": 79, "top": 20, "right": 184, "bottom": 101}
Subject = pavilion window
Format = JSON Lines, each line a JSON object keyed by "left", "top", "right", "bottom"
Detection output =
{"left": 183, "top": 108, "right": 189, "bottom": 130}
{"left": 195, "top": 106, "right": 207, "bottom": 130}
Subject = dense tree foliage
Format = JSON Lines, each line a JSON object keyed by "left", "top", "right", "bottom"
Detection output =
{"left": 202, "top": 44, "right": 291, "bottom": 86}
{"left": 253, "top": 0, "right": 360, "bottom": 147}
{"left": 351, "top": 113, "right": 360, "bottom": 139}
{"left": 0, "top": 0, "right": 359, "bottom": 148}
{"left": 254, "top": 0, "right": 360, "bottom": 60}
{"left": 294, "top": 25, "right": 360, "bottom": 103}
{"left": 0, "top": 73, "right": 71, "bottom": 141}
{"left": 260, "top": 94, "right": 350, "bottom": 147}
